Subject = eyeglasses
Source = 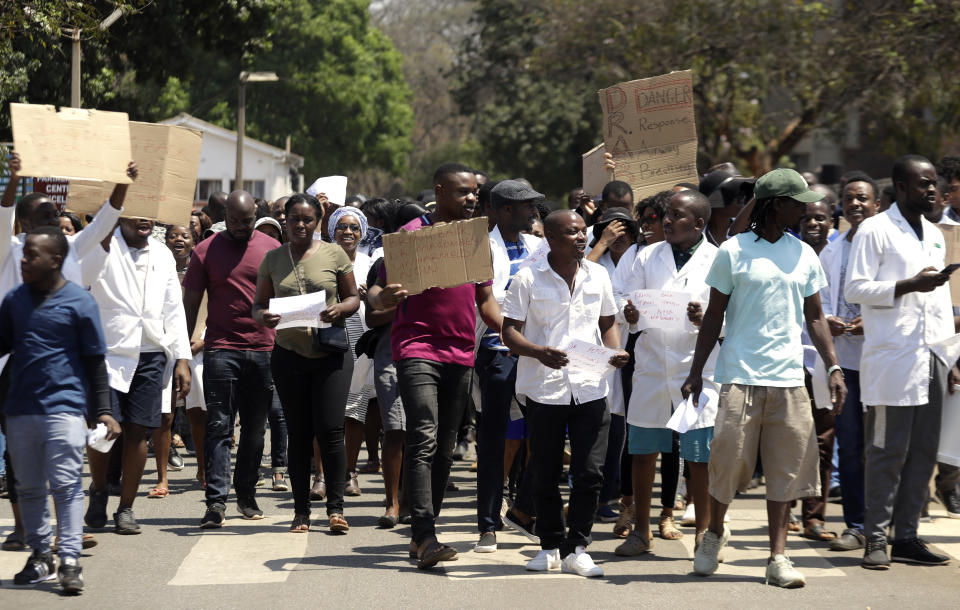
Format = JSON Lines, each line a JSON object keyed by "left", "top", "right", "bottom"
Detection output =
{"left": 335, "top": 223, "right": 362, "bottom": 233}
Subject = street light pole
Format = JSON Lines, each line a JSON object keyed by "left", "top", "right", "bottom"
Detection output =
{"left": 234, "top": 71, "right": 279, "bottom": 193}
{"left": 236, "top": 74, "right": 247, "bottom": 190}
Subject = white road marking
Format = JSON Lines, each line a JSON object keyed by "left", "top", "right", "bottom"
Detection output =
{"left": 168, "top": 516, "right": 308, "bottom": 585}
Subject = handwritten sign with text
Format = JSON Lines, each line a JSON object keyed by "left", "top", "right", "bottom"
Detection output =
{"left": 598, "top": 71, "right": 699, "bottom": 200}
{"left": 560, "top": 337, "right": 618, "bottom": 378}
{"left": 382, "top": 216, "right": 493, "bottom": 296}
{"left": 630, "top": 289, "right": 692, "bottom": 330}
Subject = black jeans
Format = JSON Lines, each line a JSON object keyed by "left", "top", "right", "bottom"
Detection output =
{"left": 268, "top": 389, "right": 288, "bottom": 472}
{"left": 527, "top": 397, "right": 609, "bottom": 557}
{"left": 271, "top": 346, "right": 353, "bottom": 516}
{"left": 397, "top": 358, "right": 473, "bottom": 544}
{"left": 203, "top": 349, "right": 273, "bottom": 508}
{"left": 476, "top": 348, "right": 535, "bottom": 533}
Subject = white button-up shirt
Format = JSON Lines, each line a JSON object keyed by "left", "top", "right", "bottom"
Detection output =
{"left": 613, "top": 239, "right": 721, "bottom": 429}
{"left": 502, "top": 257, "right": 617, "bottom": 406}
{"left": 845, "top": 203, "right": 955, "bottom": 406}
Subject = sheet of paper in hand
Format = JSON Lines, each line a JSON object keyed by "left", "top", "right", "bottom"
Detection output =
{"left": 931, "top": 332, "right": 960, "bottom": 368}
{"left": 560, "top": 337, "right": 618, "bottom": 378}
{"left": 306, "top": 175, "right": 348, "bottom": 206}
{"left": 940, "top": 390, "right": 960, "bottom": 467}
{"left": 665, "top": 388, "right": 718, "bottom": 433}
{"left": 630, "top": 289, "right": 692, "bottom": 330}
{"left": 269, "top": 291, "right": 331, "bottom": 330}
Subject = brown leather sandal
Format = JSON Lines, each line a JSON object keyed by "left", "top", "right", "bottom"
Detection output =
{"left": 328, "top": 513, "right": 349, "bottom": 533}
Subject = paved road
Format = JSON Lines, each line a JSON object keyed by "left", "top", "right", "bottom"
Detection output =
{"left": 1, "top": 443, "right": 959, "bottom": 608}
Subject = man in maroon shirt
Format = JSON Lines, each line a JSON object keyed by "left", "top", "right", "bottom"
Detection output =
{"left": 368, "top": 163, "right": 502, "bottom": 569}
{"left": 183, "top": 190, "right": 280, "bottom": 527}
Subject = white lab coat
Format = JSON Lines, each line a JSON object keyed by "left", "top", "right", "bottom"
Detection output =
{"left": 614, "top": 239, "right": 721, "bottom": 429}
{"left": 82, "top": 228, "right": 192, "bottom": 393}
{"left": 597, "top": 244, "right": 638, "bottom": 416}
{"left": 845, "top": 203, "right": 954, "bottom": 406}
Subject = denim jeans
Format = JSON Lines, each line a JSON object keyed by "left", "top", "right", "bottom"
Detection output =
{"left": 476, "top": 348, "right": 535, "bottom": 533}
{"left": 203, "top": 349, "right": 273, "bottom": 508}
{"left": 527, "top": 398, "right": 609, "bottom": 557}
{"left": 268, "top": 389, "right": 288, "bottom": 473}
{"left": 272, "top": 346, "right": 352, "bottom": 516}
{"left": 834, "top": 368, "right": 865, "bottom": 531}
{"left": 397, "top": 358, "right": 473, "bottom": 544}
{"left": 6, "top": 413, "right": 86, "bottom": 559}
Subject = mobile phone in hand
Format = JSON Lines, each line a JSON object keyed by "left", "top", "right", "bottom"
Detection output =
{"left": 941, "top": 263, "right": 960, "bottom": 275}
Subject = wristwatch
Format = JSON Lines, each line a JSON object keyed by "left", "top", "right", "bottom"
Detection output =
{"left": 827, "top": 364, "right": 844, "bottom": 378}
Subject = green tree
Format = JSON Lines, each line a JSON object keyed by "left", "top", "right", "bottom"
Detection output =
{"left": 2, "top": 1, "right": 413, "bottom": 183}
{"left": 458, "top": 0, "right": 960, "bottom": 188}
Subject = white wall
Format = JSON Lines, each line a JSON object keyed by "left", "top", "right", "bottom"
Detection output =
{"left": 195, "top": 134, "right": 296, "bottom": 200}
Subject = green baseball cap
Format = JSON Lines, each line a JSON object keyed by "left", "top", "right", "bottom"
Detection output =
{"left": 754, "top": 168, "right": 824, "bottom": 203}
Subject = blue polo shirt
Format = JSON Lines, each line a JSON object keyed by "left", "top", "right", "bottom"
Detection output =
{"left": 0, "top": 281, "right": 106, "bottom": 416}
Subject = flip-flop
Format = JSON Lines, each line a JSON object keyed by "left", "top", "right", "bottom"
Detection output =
{"left": 148, "top": 487, "right": 169, "bottom": 498}
{"left": 803, "top": 524, "right": 837, "bottom": 541}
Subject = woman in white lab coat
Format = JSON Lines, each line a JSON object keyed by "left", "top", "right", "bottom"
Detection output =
{"left": 614, "top": 191, "right": 721, "bottom": 554}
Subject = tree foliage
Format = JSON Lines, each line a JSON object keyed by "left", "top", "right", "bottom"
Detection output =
{"left": 1, "top": 1, "right": 413, "bottom": 182}
{"left": 457, "top": 0, "right": 960, "bottom": 192}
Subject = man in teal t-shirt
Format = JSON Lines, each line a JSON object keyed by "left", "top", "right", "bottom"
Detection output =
{"left": 682, "top": 168, "right": 847, "bottom": 588}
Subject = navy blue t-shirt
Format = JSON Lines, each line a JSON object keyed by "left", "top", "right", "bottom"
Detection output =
{"left": 0, "top": 281, "right": 106, "bottom": 416}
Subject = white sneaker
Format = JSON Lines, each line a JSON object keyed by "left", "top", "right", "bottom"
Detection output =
{"left": 765, "top": 554, "right": 806, "bottom": 588}
{"left": 561, "top": 546, "right": 603, "bottom": 577}
{"left": 693, "top": 526, "right": 729, "bottom": 576}
{"left": 680, "top": 503, "right": 696, "bottom": 527}
{"left": 526, "top": 548, "right": 561, "bottom": 571}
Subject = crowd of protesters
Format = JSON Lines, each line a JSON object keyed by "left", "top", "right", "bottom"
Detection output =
{"left": 0, "top": 147, "right": 959, "bottom": 594}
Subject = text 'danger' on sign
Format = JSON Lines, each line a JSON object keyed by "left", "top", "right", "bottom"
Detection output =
{"left": 598, "top": 70, "right": 699, "bottom": 201}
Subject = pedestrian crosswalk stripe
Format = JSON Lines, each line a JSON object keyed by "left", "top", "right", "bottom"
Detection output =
{"left": 168, "top": 516, "right": 308, "bottom": 585}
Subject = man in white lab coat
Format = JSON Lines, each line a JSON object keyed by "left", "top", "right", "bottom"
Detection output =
{"left": 614, "top": 190, "right": 720, "bottom": 557}
{"left": 845, "top": 155, "right": 958, "bottom": 570}
{"left": 81, "top": 218, "right": 192, "bottom": 535}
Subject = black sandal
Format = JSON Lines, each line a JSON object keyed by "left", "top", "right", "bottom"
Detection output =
{"left": 802, "top": 524, "right": 837, "bottom": 541}
{"left": 416, "top": 540, "right": 458, "bottom": 569}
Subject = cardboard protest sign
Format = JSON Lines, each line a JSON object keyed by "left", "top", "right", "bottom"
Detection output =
{"left": 382, "top": 216, "right": 493, "bottom": 296}
{"left": 69, "top": 121, "right": 203, "bottom": 226}
{"left": 597, "top": 70, "right": 699, "bottom": 200}
{"left": 581, "top": 143, "right": 607, "bottom": 197}
{"left": 10, "top": 103, "right": 133, "bottom": 184}
{"left": 939, "top": 224, "right": 960, "bottom": 306}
